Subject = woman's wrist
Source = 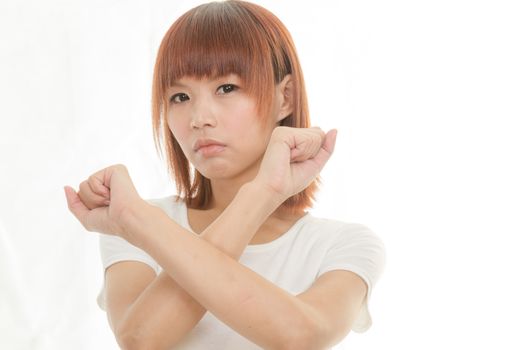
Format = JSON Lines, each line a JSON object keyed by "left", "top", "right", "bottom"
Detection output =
{"left": 246, "top": 178, "right": 288, "bottom": 212}
{"left": 241, "top": 180, "right": 287, "bottom": 215}
{"left": 118, "top": 198, "right": 162, "bottom": 247}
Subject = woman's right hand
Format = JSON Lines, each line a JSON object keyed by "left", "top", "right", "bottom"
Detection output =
{"left": 64, "top": 164, "right": 146, "bottom": 242}
{"left": 253, "top": 126, "right": 337, "bottom": 202}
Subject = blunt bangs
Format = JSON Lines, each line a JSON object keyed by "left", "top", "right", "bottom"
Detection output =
{"left": 157, "top": 2, "right": 287, "bottom": 123}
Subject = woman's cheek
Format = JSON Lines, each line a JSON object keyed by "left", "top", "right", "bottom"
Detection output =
{"left": 166, "top": 120, "right": 189, "bottom": 153}
{"left": 167, "top": 116, "right": 182, "bottom": 138}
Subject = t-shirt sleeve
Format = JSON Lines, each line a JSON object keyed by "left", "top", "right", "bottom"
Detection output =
{"left": 96, "top": 233, "right": 162, "bottom": 311}
{"left": 317, "top": 223, "right": 386, "bottom": 333}
{"left": 95, "top": 198, "right": 170, "bottom": 311}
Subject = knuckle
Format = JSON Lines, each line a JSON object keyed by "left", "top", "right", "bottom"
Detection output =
{"left": 113, "top": 163, "right": 128, "bottom": 173}
{"left": 272, "top": 126, "right": 284, "bottom": 135}
{"left": 87, "top": 175, "right": 96, "bottom": 186}
{"left": 79, "top": 181, "right": 88, "bottom": 191}
{"left": 271, "top": 126, "right": 287, "bottom": 139}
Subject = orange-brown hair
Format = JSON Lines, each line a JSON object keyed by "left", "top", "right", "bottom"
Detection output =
{"left": 151, "top": 0, "right": 320, "bottom": 212}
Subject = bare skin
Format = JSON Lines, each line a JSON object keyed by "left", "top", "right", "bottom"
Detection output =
{"left": 187, "top": 206, "right": 307, "bottom": 245}
{"left": 63, "top": 74, "right": 367, "bottom": 349}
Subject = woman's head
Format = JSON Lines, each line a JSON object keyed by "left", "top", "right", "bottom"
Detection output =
{"left": 152, "top": 0, "right": 320, "bottom": 212}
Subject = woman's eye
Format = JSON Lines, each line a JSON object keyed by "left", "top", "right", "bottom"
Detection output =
{"left": 217, "top": 84, "right": 237, "bottom": 95}
{"left": 170, "top": 93, "right": 189, "bottom": 104}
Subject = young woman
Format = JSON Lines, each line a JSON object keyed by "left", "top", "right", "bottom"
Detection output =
{"left": 64, "top": 1, "right": 385, "bottom": 349}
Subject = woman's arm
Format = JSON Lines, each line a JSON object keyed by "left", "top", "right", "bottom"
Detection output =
{"left": 122, "top": 182, "right": 321, "bottom": 350}
{"left": 115, "top": 182, "right": 282, "bottom": 349}
{"left": 65, "top": 127, "right": 338, "bottom": 349}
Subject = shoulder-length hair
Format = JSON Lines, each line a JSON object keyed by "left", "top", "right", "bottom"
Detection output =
{"left": 151, "top": 0, "right": 320, "bottom": 213}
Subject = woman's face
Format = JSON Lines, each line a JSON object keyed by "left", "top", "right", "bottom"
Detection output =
{"left": 165, "top": 74, "right": 279, "bottom": 181}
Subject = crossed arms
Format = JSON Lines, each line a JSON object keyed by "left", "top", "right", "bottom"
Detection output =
{"left": 105, "top": 182, "right": 367, "bottom": 350}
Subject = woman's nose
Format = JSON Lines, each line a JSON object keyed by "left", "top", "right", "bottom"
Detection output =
{"left": 190, "top": 100, "right": 217, "bottom": 129}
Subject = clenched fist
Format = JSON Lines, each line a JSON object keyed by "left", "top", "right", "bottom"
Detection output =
{"left": 64, "top": 164, "right": 145, "bottom": 240}
{"left": 254, "top": 126, "right": 337, "bottom": 202}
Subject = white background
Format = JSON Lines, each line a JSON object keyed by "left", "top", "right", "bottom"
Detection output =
{"left": 1, "top": 0, "right": 524, "bottom": 349}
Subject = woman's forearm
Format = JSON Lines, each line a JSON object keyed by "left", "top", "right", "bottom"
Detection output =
{"left": 117, "top": 182, "right": 283, "bottom": 348}
{"left": 122, "top": 182, "right": 316, "bottom": 349}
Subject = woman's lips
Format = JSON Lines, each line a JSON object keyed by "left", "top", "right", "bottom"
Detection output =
{"left": 193, "top": 138, "right": 226, "bottom": 157}
{"left": 196, "top": 144, "right": 226, "bottom": 157}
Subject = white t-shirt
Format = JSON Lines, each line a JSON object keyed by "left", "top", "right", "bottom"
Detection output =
{"left": 97, "top": 196, "right": 386, "bottom": 349}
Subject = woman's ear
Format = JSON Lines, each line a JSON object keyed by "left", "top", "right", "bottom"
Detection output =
{"left": 276, "top": 74, "right": 294, "bottom": 123}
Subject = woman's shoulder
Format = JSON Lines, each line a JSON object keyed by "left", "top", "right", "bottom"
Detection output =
{"left": 304, "top": 214, "right": 386, "bottom": 276}
{"left": 302, "top": 213, "right": 379, "bottom": 238}
{"left": 299, "top": 213, "right": 385, "bottom": 253}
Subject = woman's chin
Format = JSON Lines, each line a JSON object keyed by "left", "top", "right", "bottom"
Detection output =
{"left": 195, "top": 164, "right": 233, "bottom": 179}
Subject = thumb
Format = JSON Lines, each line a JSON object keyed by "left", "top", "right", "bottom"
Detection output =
{"left": 309, "top": 128, "right": 338, "bottom": 170}
{"left": 323, "top": 129, "right": 338, "bottom": 155}
{"left": 64, "top": 186, "right": 89, "bottom": 223}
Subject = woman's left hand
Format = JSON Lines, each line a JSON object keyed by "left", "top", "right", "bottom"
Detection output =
{"left": 64, "top": 164, "right": 144, "bottom": 240}
{"left": 254, "top": 126, "right": 337, "bottom": 202}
